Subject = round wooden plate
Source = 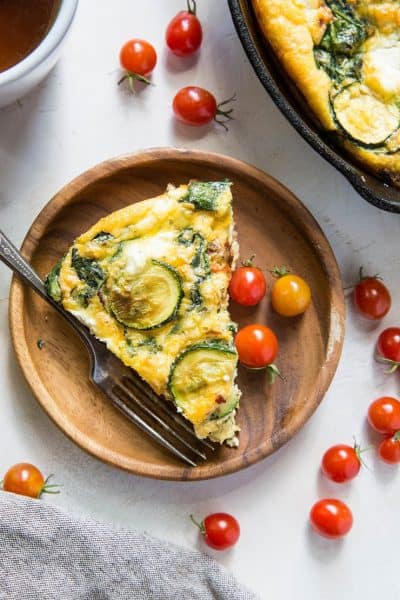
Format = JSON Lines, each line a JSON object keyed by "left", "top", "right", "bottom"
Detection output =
{"left": 9, "top": 148, "right": 345, "bottom": 481}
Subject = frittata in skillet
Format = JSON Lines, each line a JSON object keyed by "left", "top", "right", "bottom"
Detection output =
{"left": 45, "top": 181, "right": 241, "bottom": 446}
{"left": 253, "top": 0, "right": 400, "bottom": 184}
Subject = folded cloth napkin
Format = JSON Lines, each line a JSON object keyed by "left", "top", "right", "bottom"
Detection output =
{"left": 0, "top": 492, "right": 258, "bottom": 600}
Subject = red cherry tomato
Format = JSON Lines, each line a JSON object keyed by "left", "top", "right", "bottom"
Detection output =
{"left": 173, "top": 86, "right": 235, "bottom": 128}
{"left": 229, "top": 260, "right": 267, "bottom": 306}
{"left": 119, "top": 39, "right": 157, "bottom": 77}
{"left": 321, "top": 444, "right": 361, "bottom": 483}
{"left": 235, "top": 324, "right": 278, "bottom": 369}
{"left": 310, "top": 499, "right": 353, "bottom": 539}
{"left": 378, "top": 434, "right": 400, "bottom": 464}
{"left": 192, "top": 513, "right": 240, "bottom": 550}
{"left": 368, "top": 396, "right": 400, "bottom": 435}
{"left": 377, "top": 328, "right": 400, "bottom": 373}
{"left": 354, "top": 276, "right": 391, "bottom": 320}
{"left": 166, "top": 0, "right": 203, "bottom": 56}
{"left": 2, "top": 463, "right": 59, "bottom": 499}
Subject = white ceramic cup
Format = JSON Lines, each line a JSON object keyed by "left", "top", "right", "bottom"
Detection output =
{"left": 0, "top": 0, "right": 78, "bottom": 108}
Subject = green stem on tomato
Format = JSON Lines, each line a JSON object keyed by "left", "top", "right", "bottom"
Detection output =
{"left": 353, "top": 438, "right": 371, "bottom": 470}
{"left": 118, "top": 72, "right": 152, "bottom": 93}
{"left": 187, "top": 0, "right": 197, "bottom": 15}
{"left": 38, "top": 474, "right": 61, "bottom": 498}
{"left": 242, "top": 363, "right": 283, "bottom": 383}
{"left": 214, "top": 94, "right": 236, "bottom": 131}
{"left": 241, "top": 255, "right": 256, "bottom": 267}
{"left": 267, "top": 364, "right": 284, "bottom": 384}
{"left": 393, "top": 431, "right": 400, "bottom": 441}
{"left": 270, "top": 265, "right": 291, "bottom": 278}
{"left": 190, "top": 514, "right": 205, "bottom": 535}
{"left": 344, "top": 266, "right": 382, "bottom": 290}
{"left": 384, "top": 361, "right": 400, "bottom": 375}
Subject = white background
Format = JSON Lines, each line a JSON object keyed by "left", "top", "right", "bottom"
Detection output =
{"left": 0, "top": 2, "right": 399, "bottom": 598}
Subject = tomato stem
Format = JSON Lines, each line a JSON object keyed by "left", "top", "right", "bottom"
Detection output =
{"left": 358, "top": 266, "right": 381, "bottom": 282}
{"left": 187, "top": 0, "right": 197, "bottom": 15}
{"left": 190, "top": 514, "right": 206, "bottom": 535}
{"left": 118, "top": 72, "right": 152, "bottom": 93}
{"left": 375, "top": 353, "right": 400, "bottom": 374}
{"left": 267, "top": 364, "right": 284, "bottom": 384}
{"left": 270, "top": 265, "right": 291, "bottom": 278}
{"left": 39, "top": 474, "right": 61, "bottom": 498}
{"left": 214, "top": 94, "right": 236, "bottom": 131}
{"left": 345, "top": 266, "right": 382, "bottom": 290}
{"left": 353, "top": 438, "right": 371, "bottom": 470}
{"left": 384, "top": 361, "right": 400, "bottom": 375}
{"left": 393, "top": 431, "right": 400, "bottom": 441}
{"left": 241, "top": 254, "right": 256, "bottom": 267}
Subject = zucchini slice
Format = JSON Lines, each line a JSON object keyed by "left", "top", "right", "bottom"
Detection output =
{"left": 332, "top": 83, "right": 400, "bottom": 147}
{"left": 168, "top": 341, "right": 238, "bottom": 425}
{"left": 109, "top": 260, "right": 182, "bottom": 330}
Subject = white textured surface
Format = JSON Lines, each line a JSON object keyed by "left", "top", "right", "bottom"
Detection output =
{"left": 0, "top": 2, "right": 399, "bottom": 598}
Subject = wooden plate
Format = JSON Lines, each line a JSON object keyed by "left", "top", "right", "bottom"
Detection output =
{"left": 9, "top": 148, "right": 345, "bottom": 481}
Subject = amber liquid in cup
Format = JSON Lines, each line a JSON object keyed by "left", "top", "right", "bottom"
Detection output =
{"left": 0, "top": 0, "right": 60, "bottom": 73}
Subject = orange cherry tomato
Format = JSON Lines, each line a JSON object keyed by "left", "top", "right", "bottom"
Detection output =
{"left": 271, "top": 272, "right": 311, "bottom": 317}
{"left": 2, "top": 463, "right": 59, "bottom": 499}
{"left": 3, "top": 463, "right": 45, "bottom": 498}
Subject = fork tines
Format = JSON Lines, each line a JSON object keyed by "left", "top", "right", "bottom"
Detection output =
{"left": 104, "top": 373, "right": 214, "bottom": 467}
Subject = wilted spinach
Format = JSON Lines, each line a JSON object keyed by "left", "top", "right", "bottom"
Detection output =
{"left": 70, "top": 248, "right": 105, "bottom": 306}
{"left": 315, "top": 0, "right": 367, "bottom": 83}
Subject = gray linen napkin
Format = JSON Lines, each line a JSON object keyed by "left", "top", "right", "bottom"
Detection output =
{"left": 0, "top": 492, "right": 258, "bottom": 600}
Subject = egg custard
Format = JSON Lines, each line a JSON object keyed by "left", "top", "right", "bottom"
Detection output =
{"left": 45, "top": 181, "right": 241, "bottom": 446}
{"left": 253, "top": 0, "right": 400, "bottom": 184}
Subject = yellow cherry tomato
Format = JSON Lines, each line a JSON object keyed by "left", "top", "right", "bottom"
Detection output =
{"left": 271, "top": 274, "right": 311, "bottom": 317}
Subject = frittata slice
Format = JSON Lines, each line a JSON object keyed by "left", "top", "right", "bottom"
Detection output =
{"left": 45, "top": 181, "right": 241, "bottom": 446}
{"left": 252, "top": 0, "right": 400, "bottom": 184}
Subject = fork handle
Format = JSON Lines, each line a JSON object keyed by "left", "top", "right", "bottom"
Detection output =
{"left": 0, "top": 230, "right": 48, "bottom": 299}
{"left": 0, "top": 229, "right": 98, "bottom": 355}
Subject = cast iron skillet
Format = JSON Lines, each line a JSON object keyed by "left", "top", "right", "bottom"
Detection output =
{"left": 228, "top": 0, "right": 400, "bottom": 214}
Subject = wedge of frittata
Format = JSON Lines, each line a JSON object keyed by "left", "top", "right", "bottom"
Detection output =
{"left": 45, "top": 181, "right": 241, "bottom": 446}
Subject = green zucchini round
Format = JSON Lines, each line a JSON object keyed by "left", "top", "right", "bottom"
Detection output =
{"left": 168, "top": 341, "right": 238, "bottom": 423}
{"left": 332, "top": 82, "right": 400, "bottom": 148}
{"left": 109, "top": 260, "right": 182, "bottom": 330}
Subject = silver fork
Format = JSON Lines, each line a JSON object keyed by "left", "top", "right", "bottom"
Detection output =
{"left": 0, "top": 230, "right": 214, "bottom": 467}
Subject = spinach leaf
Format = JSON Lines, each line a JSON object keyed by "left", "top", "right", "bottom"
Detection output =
{"left": 126, "top": 335, "right": 163, "bottom": 355}
{"left": 188, "top": 233, "right": 211, "bottom": 311}
{"left": 45, "top": 259, "right": 62, "bottom": 302}
{"left": 92, "top": 231, "right": 114, "bottom": 243}
{"left": 189, "top": 282, "right": 204, "bottom": 310}
{"left": 315, "top": 0, "right": 367, "bottom": 83}
{"left": 191, "top": 234, "right": 210, "bottom": 276}
{"left": 186, "top": 181, "right": 231, "bottom": 211}
{"left": 71, "top": 248, "right": 105, "bottom": 290}
{"left": 320, "top": 0, "right": 367, "bottom": 56}
{"left": 177, "top": 228, "right": 195, "bottom": 246}
{"left": 314, "top": 48, "right": 362, "bottom": 83}
{"left": 70, "top": 248, "right": 106, "bottom": 306}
